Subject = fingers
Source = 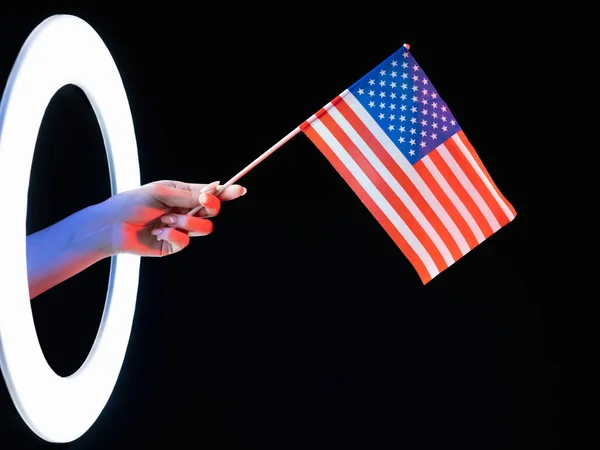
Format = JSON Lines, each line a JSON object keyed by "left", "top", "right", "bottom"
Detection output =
{"left": 199, "top": 181, "right": 220, "bottom": 195}
{"left": 152, "top": 181, "right": 246, "bottom": 210}
{"left": 181, "top": 192, "right": 221, "bottom": 218}
{"left": 188, "top": 183, "right": 246, "bottom": 201}
{"left": 150, "top": 227, "right": 190, "bottom": 253}
{"left": 160, "top": 213, "right": 214, "bottom": 236}
{"left": 198, "top": 192, "right": 221, "bottom": 217}
{"left": 188, "top": 191, "right": 225, "bottom": 218}
{"left": 152, "top": 184, "right": 203, "bottom": 209}
{"left": 216, "top": 184, "right": 247, "bottom": 201}
{"left": 176, "top": 182, "right": 247, "bottom": 201}
{"left": 152, "top": 181, "right": 220, "bottom": 209}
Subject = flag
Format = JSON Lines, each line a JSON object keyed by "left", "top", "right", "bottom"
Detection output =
{"left": 300, "top": 44, "right": 516, "bottom": 284}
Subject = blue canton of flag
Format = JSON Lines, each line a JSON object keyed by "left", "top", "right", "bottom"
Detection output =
{"left": 348, "top": 46, "right": 461, "bottom": 165}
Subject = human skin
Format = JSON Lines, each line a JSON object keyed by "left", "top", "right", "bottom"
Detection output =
{"left": 26, "top": 180, "right": 246, "bottom": 299}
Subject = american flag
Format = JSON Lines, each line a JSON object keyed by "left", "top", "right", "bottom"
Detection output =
{"left": 301, "top": 44, "right": 516, "bottom": 284}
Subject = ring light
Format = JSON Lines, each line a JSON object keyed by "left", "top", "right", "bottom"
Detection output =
{"left": 0, "top": 14, "right": 141, "bottom": 443}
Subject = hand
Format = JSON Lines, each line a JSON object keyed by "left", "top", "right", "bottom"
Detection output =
{"left": 100, "top": 180, "right": 246, "bottom": 257}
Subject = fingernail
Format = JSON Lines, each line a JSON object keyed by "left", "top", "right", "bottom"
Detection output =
{"left": 200, "top": 181, "right": 220, "bottom": 194}
{"left": 241, "top": 187, "right": 247, "bottom": 196}
{"left": 151, "top": 228, "right": 164, "bottom": 240}
{"left": 161, "top": 215, "right": 178, "bottom": 225}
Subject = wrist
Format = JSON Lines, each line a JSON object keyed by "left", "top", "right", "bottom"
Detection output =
{"left": 77, "top": 201, "right": 117, "bottom": 258}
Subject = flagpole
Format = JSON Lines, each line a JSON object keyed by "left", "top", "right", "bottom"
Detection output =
{"left": 186, "top": 126, "right": 302, "bottom": 216}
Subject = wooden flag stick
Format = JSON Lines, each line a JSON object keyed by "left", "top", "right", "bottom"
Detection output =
{"left": 186, "top": 126, "right": 302, "bottom": 217}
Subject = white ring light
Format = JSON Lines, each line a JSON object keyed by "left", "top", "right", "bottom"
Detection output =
{"left": 0, "top": 15, "right": 141, "bottom": 443}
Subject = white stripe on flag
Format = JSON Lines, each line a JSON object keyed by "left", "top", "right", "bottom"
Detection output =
{"left": 421, "top": 155, "right": 486, "bottom": 244}
{"left": 344, "top": 93, "right": 472, "bottom": 255}
{"left": 451, "top": 134, "right": 515, "bottom": 221}
{"left": 327, "top": 106, "right": 455, "bottom": 266}
{"left": 437, "top": 144, "right": 501, "bottom": 232}
{"left": 310, "top": 117, "right": 440, "bottom": 280}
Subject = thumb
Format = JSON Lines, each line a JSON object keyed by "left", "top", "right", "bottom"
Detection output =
{"left": 153, "top": 181, "right": 219, "bottom": 209}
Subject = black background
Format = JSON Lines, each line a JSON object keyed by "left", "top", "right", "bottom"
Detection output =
{"left": 1, "top": 8, "right": 553, "bottom": 450}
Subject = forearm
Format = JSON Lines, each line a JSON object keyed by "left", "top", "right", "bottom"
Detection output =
{"left": 26, "top": 202, "right": 114, "bottom": 299}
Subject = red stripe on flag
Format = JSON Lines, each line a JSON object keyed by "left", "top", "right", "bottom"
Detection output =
{"left": 445, "top": 137, "right": 511, "bottom": 227}
{"left": 457, "top": 130, "right": 517, "bottom": 218}
{"left": 427, "top": 150, "right": 495, "bottom": 239}
{"left": 303, "top": 124, "right": 433, "bottom": 284}
{"left": 413, "top": 159, "right": 480, "bottom": 251}
{"left": 317, "top": 111, "right": 448, "bottom": 274}
{"left": 335, "top": 99, "right": 464, "bottom": 263}
{"left": 300, "top": 97, "right": 346, "bottom": 131}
